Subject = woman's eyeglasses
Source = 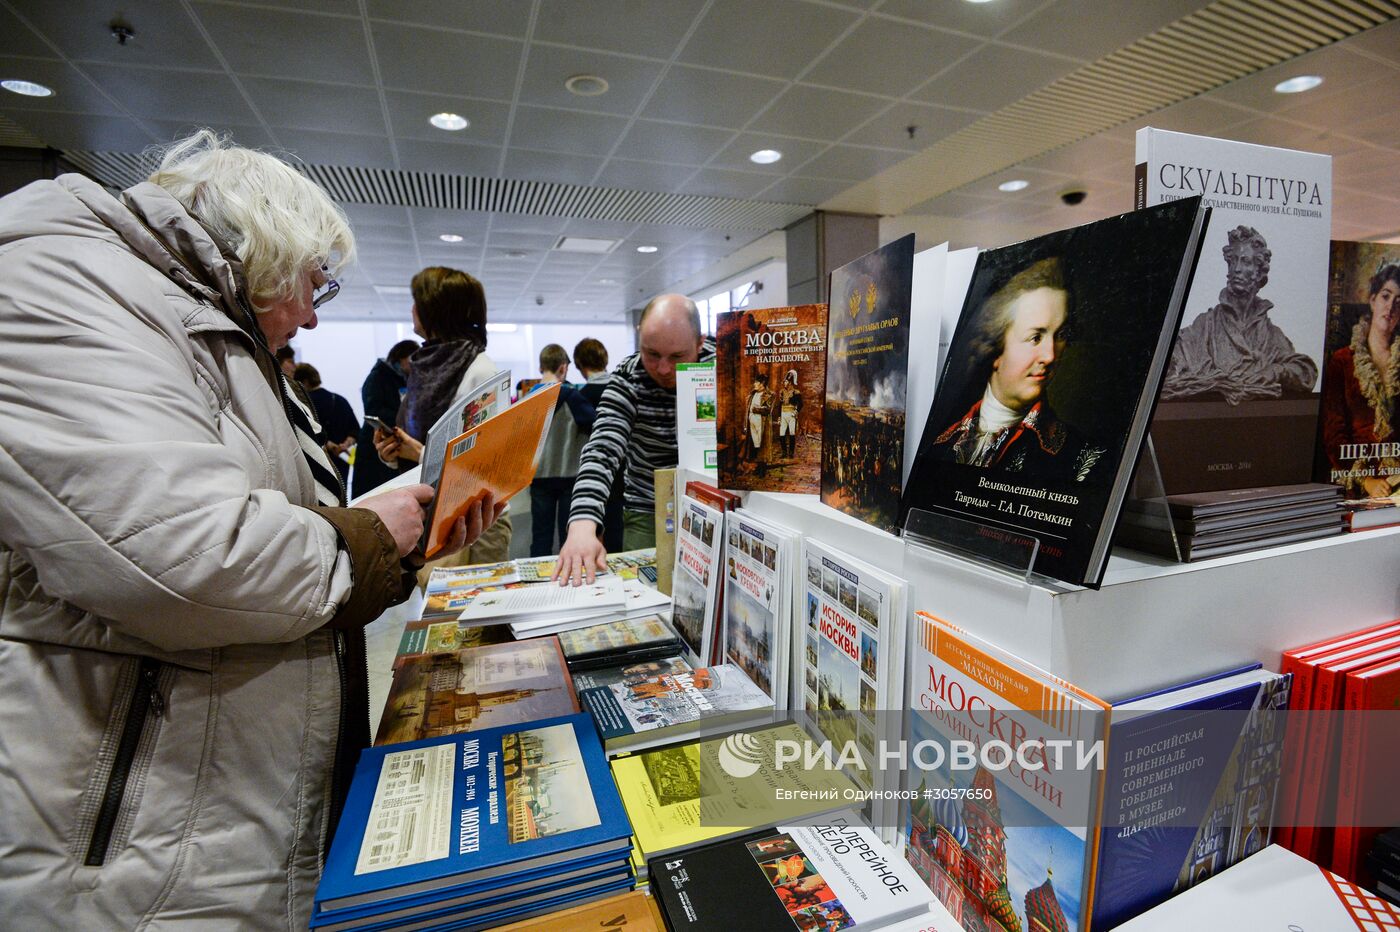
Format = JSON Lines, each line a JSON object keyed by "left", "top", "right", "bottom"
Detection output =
{"left": 312, "top": 267, "right": 340, "bottom": 309}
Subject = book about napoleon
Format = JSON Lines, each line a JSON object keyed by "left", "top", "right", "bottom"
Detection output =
{"left": 716, "top": 304, "right": 828, "bottom": 493}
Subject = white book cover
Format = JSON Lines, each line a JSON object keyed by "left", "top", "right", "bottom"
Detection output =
{"left": 905, "top": 243, "right": 947, "bottom": 488}
{"left": 676, "top": 361, "right": 718, "bottom": 477}
{"left": 419, "top": 369, "right": 512, "bottom": 488}
{"left": 935, "top": 247, "right": 979, "bottom": 395}
{"left": 671, "top": 495, "right": 725, "bottom": 664}
{"left": 796, "top": 540, "right": 906, "bottom": 837}
{"left": 1135, "top": 127, "right": 1331, "bottom": 492}
{"left": 1116, "top": 844, "right": 1398, "bottom": 930}
{"left": 508, "top": 584, "right": 671, "bottom": 636}
{"left": 721, "top": 511, "right": 798, "bottom": 710}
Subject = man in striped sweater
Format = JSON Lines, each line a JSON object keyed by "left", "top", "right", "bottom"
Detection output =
{"left": 554, "top": 293, "right": 715, "bottom": 584}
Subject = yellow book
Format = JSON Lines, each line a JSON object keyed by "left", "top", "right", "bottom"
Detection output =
{"left": 492, "top": 889, "right": 661, "bottom": 931}
{"left": 424, "top": 383, "right": 559, "bottom": 557}
{"left": 611, "top": 721, "right": 859, "bottom": 862}
{"left": 653, "top": 468, "right": 677, "bottom": 595}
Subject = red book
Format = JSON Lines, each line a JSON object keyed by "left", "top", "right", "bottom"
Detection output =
{"left": 1292, "top": 635, "right": 1400, "bottom": 862}
{"left": 1277, "top": 619, "right": 1400, "bottom": 849}
{"left": 1331, "top": 653, "right": 1400, "bottom": 884}
{"left": 684, "top": 479, "right": 739, "bottom": 512}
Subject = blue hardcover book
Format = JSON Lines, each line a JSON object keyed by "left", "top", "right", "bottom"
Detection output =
{"left": 309, "top": 850, "right": 631, "bottom": 930}
{"left": 316, "top": 864, "right": 634, "bottom": 932}
{"left": 1091, "top": 667, "right": 1292, "bottom": 929}
{"left": 414, "top": 875, "right": 638, "bottom": 932}
{"left": 313, "top": 713, "right": 632, "bottom": 918}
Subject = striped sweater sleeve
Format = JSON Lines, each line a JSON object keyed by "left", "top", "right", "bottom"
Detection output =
{"left": 568, "top": 370, "right": 636, "bottom": 527}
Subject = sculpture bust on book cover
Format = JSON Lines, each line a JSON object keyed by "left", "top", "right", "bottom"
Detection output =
{"left": 1163, "top": 224, "right": 1318, "bottom": 405}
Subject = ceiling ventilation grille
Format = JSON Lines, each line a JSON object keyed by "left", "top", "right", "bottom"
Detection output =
{"left": 59, "top": 150, "right": 813, "bottom": 232}
{"left": 828, "top": 0, "right": 1399, "bottom": 214}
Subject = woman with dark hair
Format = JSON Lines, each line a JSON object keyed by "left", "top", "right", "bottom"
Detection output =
{"left": 376, "top": 266, "right": 513, "bottom": 565}
{"left": 1321, "top": 261, "right": 1400, "bottom": 499}
{"left": 929, "top": 256, "right": 1106, "bottom": 483}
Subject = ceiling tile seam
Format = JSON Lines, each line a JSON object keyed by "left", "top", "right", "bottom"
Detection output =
{"left": 589, "top": 0, "right": 737, "bottom": 190}
{"left": 179, "top": 0, "right": 283, "bottom": 150}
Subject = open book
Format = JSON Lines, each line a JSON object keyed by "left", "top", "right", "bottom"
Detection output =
{"left": 422, "top": 382, "right": 559, "bottom": 557}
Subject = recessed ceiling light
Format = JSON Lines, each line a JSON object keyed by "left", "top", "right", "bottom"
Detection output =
{"left": 998, "top": 179, "right": 1030, "bottom": 192}
{"left": 506, "top": 250, "right": 529, "bottom": 258}
{"left": 749, "top": 149, "right": 782, "bottom": 165}
{"left": 429, "top": 112, "right": 469, "bottom": 131}
{"left": 1274, "top": 75, "right": 1323, "bottom": 94}
{"left": 597, "top": 278, "right": 617, "bottom": 285}
{"left": 963, "top": 0, "right": 997, "bottom": 4}
{"left": 636, "top": 245, "right": 658, "bottom": 253}
{"left": 554, "top": 235, "right": 619, "bottom": 254}
{"left": 564, "top": 74, "right": 609, "bottom": 97}
{"left": 438, "top": 233, "right": 463, "bottom": 243}
{"left": 2, "top": 79, "right": 54, "bottom": 97}
{"left": 573, "top": 299, "right": 589, "bottom": 305}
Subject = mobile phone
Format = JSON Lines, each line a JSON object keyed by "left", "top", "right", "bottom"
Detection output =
{"left": 365, "top": 415, "right": 394, "bottom": 433}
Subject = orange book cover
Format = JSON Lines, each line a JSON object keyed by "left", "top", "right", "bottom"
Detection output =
{"left": 424, "top": 382, "right": 558, "bottom": 557}
{"left": 493, "top": 890, "right": 660, "bottom": 931}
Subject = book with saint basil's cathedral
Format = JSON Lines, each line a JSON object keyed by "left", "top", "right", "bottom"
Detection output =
{"left": 716, "top": 303, "right": 828, "bottom": 493}
{"left": 1134, "top": 127, "right": 1331, "bottom": 497}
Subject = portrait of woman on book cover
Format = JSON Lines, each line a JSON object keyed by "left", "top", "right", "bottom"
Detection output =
{"left": 1319, "top": 254, "right": 1400, "bottom": 500}
{"left": 925, "top": 256, "right": 1107, "bottom": 485}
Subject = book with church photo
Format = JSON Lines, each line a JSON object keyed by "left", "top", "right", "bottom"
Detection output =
{"left": 1135, "top": 128, "right": 1331, "bottom": 496}
{"left": 716, "top": 303, "right": 828, "bottom": 493}
{"left": 901, "top": 197, "right": 1209, "bottom": 588}
{"left": 1315, "top": 240, "right": 1400, "bottom": 519}
{"left": 375, "top": 638, "right": 579, "bottom": 746}
{"left": 821, "top": 234, "right": 916, "bottom": 533}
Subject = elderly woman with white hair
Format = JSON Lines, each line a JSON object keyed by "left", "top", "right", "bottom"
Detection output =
{"left": 0, "top": 131, "right": 499, "bottom": 929}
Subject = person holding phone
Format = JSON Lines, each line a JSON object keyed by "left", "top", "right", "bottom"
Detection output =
{"left": 352, "top": 339, "right": 418, "bottom": 497}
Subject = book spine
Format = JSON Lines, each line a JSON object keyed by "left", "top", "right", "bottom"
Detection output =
{"left": 1330, "top": 673, "right": 1369, "bottom": 880}
{"left": 1292, "top": 663, "right": 1341, "bottom": 861}
{"left": 1274, "top": 652, "right": 1313, "bottom": 851}
{"left": 1134, "top": 161, "right": 1147, "bottom": 210}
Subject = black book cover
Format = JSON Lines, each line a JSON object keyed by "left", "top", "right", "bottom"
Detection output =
{"left": 901, "top": 197, "right": 1208, "bottom": 587}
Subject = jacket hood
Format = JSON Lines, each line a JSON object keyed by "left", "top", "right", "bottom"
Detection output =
{"left": 0, "top": 173, "right": 249, "bottom": 326}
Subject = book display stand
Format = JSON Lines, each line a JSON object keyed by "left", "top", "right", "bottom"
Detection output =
{"left": 901, "top": 507, "right": 1043, "bottom": 586}
{"left": 1129, "top": 434, "right": 1184, "bottom": 562}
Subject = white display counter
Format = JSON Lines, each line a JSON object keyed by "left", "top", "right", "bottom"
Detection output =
{"left": 739, "top": 488, "right": 1400, "bottom": 700}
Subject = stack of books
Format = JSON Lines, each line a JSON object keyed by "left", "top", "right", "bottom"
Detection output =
{"left": 311, "top": 714, "right": 634, "bottom": 931}
{"left": 1277, "top": 617, "right": 1400, "bottom": 888}
{"left": 1116, "top": 482, "right": 1344, "bottom": 561}
{"left": 457, "top": 576, "right": 670, "bottom": 637}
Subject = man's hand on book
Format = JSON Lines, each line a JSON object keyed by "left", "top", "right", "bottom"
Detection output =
{"left": 554, "top": 519, "right": 608, "bottom": 586}
{"left": 358, "top": 484, "right": 434, "bottom": 556}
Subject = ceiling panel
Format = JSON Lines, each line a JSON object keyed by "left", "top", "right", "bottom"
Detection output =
{"left": 999, "top": 0, "right": 1205, "bottom": 62}
{"left": 640, "top": 65, "right": 786, "bottom": 128}
{"left": 381, "top": 91, "right": 512, "bottom": 145}
{"left": 674, "top": 167, "right": 779, "bottom": 198}
{"left": 276, "top": 129, "right": 396, "bottom": 167}
{"left": 678, "top": 0, "right": 859, "bottom": 80}
{"left": 243, "top": 77, "right": 386, "bottom": 135}
{"left": 797, "top": 144, "right": 908, "bottom": 181}
{"left": 393, "top": 137, "right": 501, "bottom": 174}
{"left": 803, "top": 17, "right": 980, "bottom": 98}
{"left": 148, "top": 119, "right": 276, "bottom": 149}
{"left": 195, "top": 2, "right": 376, "bottom": 85}
{"left": 83, "top": 64, "right": 256, "bottom": 124}
{"left": 371, "top": 22, "right": 521, "bottom": 99}
{"left": 849, "top": 101, "right": 979, "bottom": 151}
{"left": 20, "top": 0, "right": 221, "bottom": 70}
{"left": 532, "top": 0, "right": 706, "bottom": 58}
{"left": 2, "top": 109, "right": 154, "bottom": 150}
{"left": 508, "top": 105, "right": 630, "bottom": 156}
{"left": 365, "top": 0, "right": 531, "bottom": 37}
{"left": 593, "top": 157, "right": 699, "bottom": 191}
{"left": 876, "top": 0, "right": 1042, "bottom": 37}
{"left": 707, "top": 132, "right": 828, "bottom": 175}
{"left": 615, "top": 119, "right": 733, "bottom": 165}
{"left": 752, "top": 175, "right": 850, "bottom": 203}
{"left": 748, "top": 84, "right": 887, "bottom": 138}
{"left": 913, "top": 42, "right": 1079, "bottom": 111}
{"left": 516, "top": 46, "right": 667, "bottom": 117}
{"left": 0, "top": 4, "right": 51, "bottom": 57}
